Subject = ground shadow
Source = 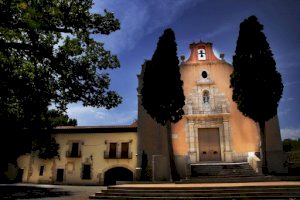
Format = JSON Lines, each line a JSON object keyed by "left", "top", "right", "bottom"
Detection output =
{"left": 0, "top": 185, "right": 71, "bottom": 199}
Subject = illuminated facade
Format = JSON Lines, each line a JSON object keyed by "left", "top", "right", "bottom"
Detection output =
{"left": 138, "top": 42, "right": 286, "bottom": 180}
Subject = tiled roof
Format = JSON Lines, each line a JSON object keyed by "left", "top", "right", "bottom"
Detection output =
{"left": 53, "top": 123, "right": 137, "bottom": 134}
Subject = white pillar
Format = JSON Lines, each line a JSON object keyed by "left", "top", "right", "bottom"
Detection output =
{"left": 223, "top": 118, "right": 233, "bottom": 162}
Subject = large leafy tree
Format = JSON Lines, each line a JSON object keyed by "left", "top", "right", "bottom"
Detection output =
{"left": 0, "top": 0, "right": 121, "bottom": 178}
{"left": 31, "top": 109, "right": 77, "bottom": 160}
{"left": 141, "top": 28, "right": 185, "bottom": 181}
{"left": 282, "top": 138, "right": 300, "bottom": 152}
{"left": 46, "top": 109, "right": 77, "bottom": 127}
{"left": 230, "top": 16, "right": 283, "bottom": 174}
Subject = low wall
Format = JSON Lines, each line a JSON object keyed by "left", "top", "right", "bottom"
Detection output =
{"left": 247, "top": 152, "right": 262, "bottom": 174}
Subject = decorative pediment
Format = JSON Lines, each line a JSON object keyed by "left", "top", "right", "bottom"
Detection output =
{"left": 184, "top": 85, "right": 230, "bottom": 117}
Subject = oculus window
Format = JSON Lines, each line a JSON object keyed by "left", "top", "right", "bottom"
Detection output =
{"left": 202, "top": 71, "right": 208, "bottom": 78}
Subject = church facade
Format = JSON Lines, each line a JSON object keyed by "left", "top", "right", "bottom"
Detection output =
{"left": 137, "top": 41, "right": 286, "bottom": 180}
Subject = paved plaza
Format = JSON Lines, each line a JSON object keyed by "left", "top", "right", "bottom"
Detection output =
{"left": 2, "top": 181, "right": 300, "bottom": 199}
{"left": 0, "top": 183, "right": 104, "bottom": 200}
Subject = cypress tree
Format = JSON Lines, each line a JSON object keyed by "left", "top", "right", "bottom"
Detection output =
{"left": 230, "top": 16, "right": 283, "bottom": 174}
{"left": 141, "top": 28, "right": 185, "bottom": 181}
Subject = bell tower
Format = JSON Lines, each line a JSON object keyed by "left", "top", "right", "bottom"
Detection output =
{"left": 187, "top": 41, "right": 219, "bottom": 63}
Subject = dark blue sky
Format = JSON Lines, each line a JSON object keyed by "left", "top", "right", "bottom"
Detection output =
{"left": 67, "top": 0, "right": 300, "bottom": 139}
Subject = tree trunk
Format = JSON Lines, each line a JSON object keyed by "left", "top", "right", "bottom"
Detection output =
{"left": 166, "top": 120, "right": 180, "bottom": 181}
{"left": 259, "top": 121, "right": 268, "bottom": 174}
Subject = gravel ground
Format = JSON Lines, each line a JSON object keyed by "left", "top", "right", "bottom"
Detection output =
{"left": 0, "top": 183, "right": 105, "bottom": 200}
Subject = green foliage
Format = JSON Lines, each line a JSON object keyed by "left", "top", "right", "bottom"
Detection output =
{"left": 32, "top": 109, "right": 76, "bottom": 159}
{"left": 141, "top": 28, "right": 185, "bottom": 125}
{"left": 283, "top": 138, "right": 300, "bottom": 152}
{"left": 230, "top": 16, "right": 283, "bottom": 123}
{"left": 0, "top": 0, "right": 121, "bottom": 129}
{"left": 32, "top": 134, "right": 59, "bottom": 159}
{"left": 46, "top": 109, "right": 77, "bottom": 127}
{"left": 141, "top": 28, "right": 184, "bottom": 181}
{"left": 0, "top": 0, "right": 121, "bottom": 170}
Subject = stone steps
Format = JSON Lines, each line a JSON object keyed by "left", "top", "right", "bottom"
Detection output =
{"left": 90, "top": 185, "right": 300, "bottom": 199}
{"left": 90, "top": 162, "right": 300, "bottom": 199}
{"left": 97, "top": 190, "right": 300, "bottom": 197}
{"left": 190, "top": 162, "right": 260, "bottom": 177}
{"left": 90, "top": 196, "right": 300, "bottom": 199}
{"left": 184, "top": 162, "right": 274, "bottom": 183}
{"left": 181, "top": 175, "right": 278, "bottom": 183}
{"left": 90, "top": 195, "right": 300, "bottom": 199}
{"left": 98, "top": 187, "right": 300, "bottom": 193}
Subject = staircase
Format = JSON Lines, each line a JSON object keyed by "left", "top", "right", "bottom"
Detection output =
{"left": 191, "top": 162, "right": 258, "bottom": 177}
{"left": 90, "top": 183, "right": 300, "bottom": 199}
{"left": 90, "top": 163, "right": 300, "bottom": 199}
{"left": 183, "top": 162, "right": 278, "bottom": 183}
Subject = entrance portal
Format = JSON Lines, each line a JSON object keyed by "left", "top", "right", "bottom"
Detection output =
{"left": 104, "top": 167, "right": 133, "bottom": 185}
{"left": 198, "top": 128, "right": 221, "bottom": 161}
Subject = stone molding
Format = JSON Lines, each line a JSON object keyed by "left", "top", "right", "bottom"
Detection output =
{"left": 184, "top": 80, "right": 233, "bottom": 163}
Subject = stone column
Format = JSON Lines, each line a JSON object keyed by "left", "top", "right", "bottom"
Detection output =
{"left": 194, "top": 124, "right": 200, "bottom": 163}
{"left": 187, "top": 120, "right": 197, "bottom": 163}
{"left": 223, "top": 118, "right": 233, "bottom": 162}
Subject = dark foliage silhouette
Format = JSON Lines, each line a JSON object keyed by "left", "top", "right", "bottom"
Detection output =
{"left": 141, "top": 28, "right": 185, "bottom": 181}
{"left": 140, "top": 150, "right": 150, "bottom": 181}
{"left": 230, "top": 15, "right": 283, "bottom": 174}
{"left": 0, "top": 0, "right": 121, "bottom": 180}
{"left": 283, "top": 138, "right": 300, "bottom": 152}
{"left": 46, "top": 109, "right": 77, "bottom": 127}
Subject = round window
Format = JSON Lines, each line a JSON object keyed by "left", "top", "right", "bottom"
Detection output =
{"left": 201, "top": 71, "right": 208, "bottom": 78}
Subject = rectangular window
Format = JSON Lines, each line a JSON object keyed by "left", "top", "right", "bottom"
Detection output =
{"left": 82, "top": 164, "right": 91, "bottom": 179}
{"left": 109, "top": 143, "right": 117, "bottom": 158}
{"left": 121, "top": 142, "right": 129, "bottom": 158}
{"left": 71, "top": 142, "right": 79, "bottom": 157}
{"left": 39, "top": 166, "right": 45, "bottom": 176}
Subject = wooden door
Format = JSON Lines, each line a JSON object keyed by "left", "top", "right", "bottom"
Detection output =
{"left": 121, "top": 142, "right": 129, "bottom": 158}
{"left": 56, "top": 169, "right": 64, "bottom": 182}
{"left": 198, "top": 128, "right": 221, "bottom": 161}
{"left": 16, "top": 168, "right": 24, "bottom": 182}
{"left": 109, "top": 143, "right": 117, "bottom": 158}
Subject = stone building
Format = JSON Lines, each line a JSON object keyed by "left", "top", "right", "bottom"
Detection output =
{"left": 17, "top": 125, "right": 137, "bottom": 185}
{"left": 137, "top": 41, "right": 286, "bottom": 180}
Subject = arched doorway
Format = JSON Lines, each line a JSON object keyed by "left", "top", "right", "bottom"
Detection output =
{"left": 104, "top": 167, "right": 133, "bottom": 185}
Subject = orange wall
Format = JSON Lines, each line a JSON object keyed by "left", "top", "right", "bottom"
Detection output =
{"left": 172, "top": 57, "right": 260, "bottom": 155}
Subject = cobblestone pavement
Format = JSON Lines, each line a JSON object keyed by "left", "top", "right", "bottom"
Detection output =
{"left": 0, "top": 183, "right": 105, "bottom": 200}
